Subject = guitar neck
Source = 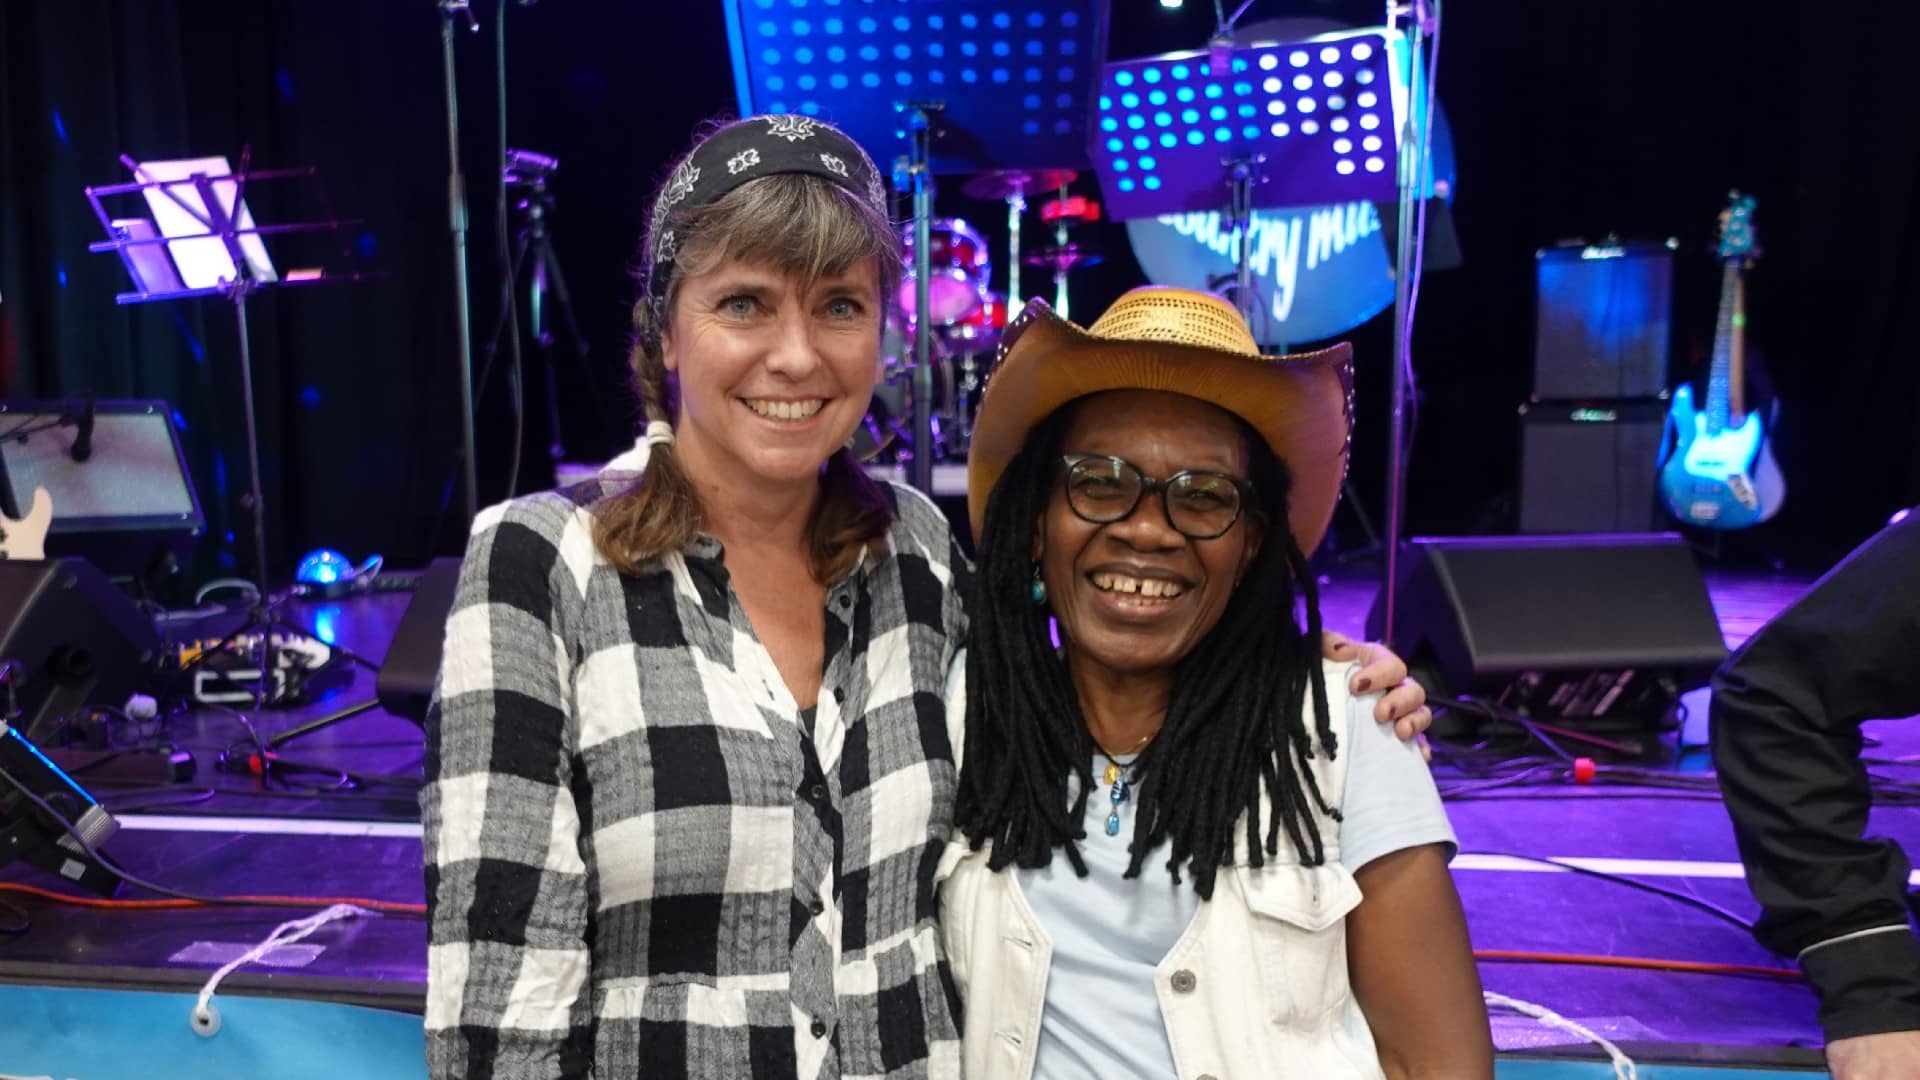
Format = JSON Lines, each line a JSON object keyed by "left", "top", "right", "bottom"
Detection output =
{"left": 1706, "top": 262, "right": 1746, "bottom": 433}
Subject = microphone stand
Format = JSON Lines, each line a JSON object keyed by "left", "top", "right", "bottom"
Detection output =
{"left": 439, "top": 0, "right": 481, "bottom": 526}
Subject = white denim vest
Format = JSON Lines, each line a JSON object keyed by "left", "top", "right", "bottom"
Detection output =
{"left": 938, "top": 659, "right": 1385, "bottom": 1080}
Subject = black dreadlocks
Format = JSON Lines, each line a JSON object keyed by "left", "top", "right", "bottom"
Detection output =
{"left": 952, "top": 401, "right": 1342, "bottom": 900}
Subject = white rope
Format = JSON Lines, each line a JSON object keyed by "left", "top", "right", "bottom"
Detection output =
{"left": 190, "top": 904, "right": 370, "bottom": 1037}
{"left": 1485, "top": 990, "right": 1637, "bottom": 1080}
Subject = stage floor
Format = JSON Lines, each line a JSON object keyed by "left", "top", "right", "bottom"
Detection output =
{"left": 4, "top": 559, "right": 1900, "bottom": 1076}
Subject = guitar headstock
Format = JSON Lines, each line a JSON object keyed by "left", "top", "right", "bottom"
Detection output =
{"left": 1717, "top": 191, "right": 1759, "bottom": 263}
{"left": 0, "top": 487, "right": 53, "bottom": 561}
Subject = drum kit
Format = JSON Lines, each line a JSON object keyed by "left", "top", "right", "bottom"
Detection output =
{"left": 857, "top": 169, "right": 1102, "bottom": 466}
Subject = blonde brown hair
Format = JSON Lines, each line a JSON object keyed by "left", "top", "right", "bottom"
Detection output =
{"left": 593, "top": 162, "right": 904, "bottom": 583}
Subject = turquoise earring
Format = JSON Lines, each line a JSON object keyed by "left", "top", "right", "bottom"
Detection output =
{"left": 1030, "top": 566, "right": 1047, "bottom": 604}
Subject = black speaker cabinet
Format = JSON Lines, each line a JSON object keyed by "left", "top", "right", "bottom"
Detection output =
{"left": 1366, "top": 534, "right": 1726, "bottom": 734}
{"left": 0, "top": 558, "right": 163, "bottom": 741}
{"left": 0, "top": 399, "right": 204, "bottom": 575}
{"left": 1518, "top": 399, "right": 1667, "bottom": 534}
{"left": 376, "top": 557, "right": 463, "bottom": 725}
{"left": 1533, "top": 242, "right": 1673, "bottom": 400}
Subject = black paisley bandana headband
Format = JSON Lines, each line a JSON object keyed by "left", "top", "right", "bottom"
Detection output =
{"left": 645, "top": 114, "right": 890, "bottom": 318}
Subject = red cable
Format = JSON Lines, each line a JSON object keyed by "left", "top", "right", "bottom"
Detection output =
{"left": 0, "top": 881, "right": 425, "bottom": 916}
{"left": 1476, "top": 948, "right": 1801, "bottom": 981}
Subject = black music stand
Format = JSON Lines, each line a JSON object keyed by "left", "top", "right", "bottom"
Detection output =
{"left": 720, "top": 0, "right": 1105, "bottom": 494}
{"left": 85, "top": 150, "right": 377, "bottom": 706}
{"left": 1093, "top": 17, "right": 1444, "bottom": 634}
{"left": 1091, "top": 29, "right": 1401, "bottom": 323}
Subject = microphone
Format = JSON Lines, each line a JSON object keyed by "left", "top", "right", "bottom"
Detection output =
{"left": 69, "top": 395, "right": 94, "bottom": 463}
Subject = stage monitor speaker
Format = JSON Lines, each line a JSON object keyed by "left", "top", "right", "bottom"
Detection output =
{"left": 0, "top": 558, "right": 163, "bottom": 742}
{"left": 1533, "top": 242, "right": 1673, "bottom": 400}
{"left": 1517, "top": 398, "right": 1666, "bottom": 533}
{"left": 376, "top": 557, "right": 462, "bottom": 725}
{"left": 0, "top": 399, "right": 204, "bottom": 576}
{"left": 1365, "top": 534, "right": 1726, "bottom": 735}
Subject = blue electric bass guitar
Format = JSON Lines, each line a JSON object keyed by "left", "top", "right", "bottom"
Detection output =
{"left": 1658, "top": 193, "right": 1786, "bottom": 529}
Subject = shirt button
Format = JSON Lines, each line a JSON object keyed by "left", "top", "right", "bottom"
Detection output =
{"left": 832, "top": 687, "right": 845, "bottom": 704}
{"left": 837, "top": 594, "right": 852, "bottom": 610}
{"left": 809, "top": 897, "right": 825, "bottom": 917}
{"left": 1171, "top": 969, "right": 1197, "bottom": 993}
{"left": 810, "top": 1018, "right": 828, "bottom": 1038}
{"left": 809, "top": 783, "right": 827, "bottom": 801}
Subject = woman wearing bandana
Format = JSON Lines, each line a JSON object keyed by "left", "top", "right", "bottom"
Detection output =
{"left": 420, "top": 115, "right": 1428, "bottom": 1079}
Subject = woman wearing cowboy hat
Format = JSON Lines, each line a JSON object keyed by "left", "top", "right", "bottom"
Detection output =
{"left": 941, "top": 288, "right": 1493, "bottom": 1079}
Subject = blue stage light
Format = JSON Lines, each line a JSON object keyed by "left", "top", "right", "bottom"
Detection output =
{"left": 297, "top": 549, "right": 351, "bottom": 587}
{"left": 1144, "top": 176, "right": 1162, "bottom": 190}
{"left": 1159, "top": 132, "right": 1177, "bottom": 147}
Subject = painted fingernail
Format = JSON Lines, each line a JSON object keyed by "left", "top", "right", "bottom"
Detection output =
{"left": 1355, "top": 678, "right": 1372, "bottom": 692}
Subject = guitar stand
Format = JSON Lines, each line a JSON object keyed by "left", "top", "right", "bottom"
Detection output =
{"left": 1682, "top": 528, "right": 1787, "bottom": 574}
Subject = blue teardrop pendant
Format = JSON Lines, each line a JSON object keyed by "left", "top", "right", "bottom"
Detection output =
{"left": 1104, "top": 774, "right": 1130, "bottom": 837}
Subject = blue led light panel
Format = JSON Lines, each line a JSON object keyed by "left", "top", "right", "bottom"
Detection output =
{"left": 1092, "top": 31, "right": 1400, "bottom": 221}
{"left": 724, "top": 1, "right": 1102, "bottom": 175}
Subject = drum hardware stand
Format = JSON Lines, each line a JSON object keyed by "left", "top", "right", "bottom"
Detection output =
{"left": 900, "top": 101, "right": 944, "bottom": 495}
{"left": 1050, "top": 180, "right": 1072, "bottom": 319}
{"left": 1006, "top": 191, "right": 1026, "bottom": 309}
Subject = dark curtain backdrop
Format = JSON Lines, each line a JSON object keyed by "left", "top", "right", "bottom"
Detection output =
{"left": 2, "top": 0, "right": 1913, "bottom": 585}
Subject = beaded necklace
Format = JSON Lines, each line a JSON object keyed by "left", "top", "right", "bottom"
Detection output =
{"left": 1095, "top": 730, "right": 1156, "bottom": 837}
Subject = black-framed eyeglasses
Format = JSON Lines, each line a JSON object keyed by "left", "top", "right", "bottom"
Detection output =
{"left": 1059, "top": 453, "right": 1255, "bottom": 540}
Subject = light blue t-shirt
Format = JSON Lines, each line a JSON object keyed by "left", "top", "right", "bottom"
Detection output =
{"left": 1016, "top": 682, "right": 1455, "bottom": 1080}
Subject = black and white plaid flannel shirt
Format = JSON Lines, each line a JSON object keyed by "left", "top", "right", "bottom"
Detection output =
{"left": 422, "top": 473, "right": 969, "bottom": 1079}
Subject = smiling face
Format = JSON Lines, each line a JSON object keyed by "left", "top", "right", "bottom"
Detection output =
{"left": 1037, "top": 390, "right": 1266, "bottom": 683}
{"left": 661, "top": 256, "right": 882, "bottom": 489}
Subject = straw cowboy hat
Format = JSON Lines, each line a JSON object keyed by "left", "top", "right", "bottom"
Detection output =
{"left": 966, "top": 286, "right": 1355, "bottom": 555}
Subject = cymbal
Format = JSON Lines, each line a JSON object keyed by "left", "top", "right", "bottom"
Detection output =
{"left": 1025, "top": 243, "right": 1103, "bottom": 273}
{"left": 961, "top": 169, "right": 1078, "bottom": 201}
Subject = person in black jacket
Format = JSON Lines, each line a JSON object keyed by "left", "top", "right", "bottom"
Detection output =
{"left": 1711, "top": 512, "right": 1920, "bottom": 1080}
